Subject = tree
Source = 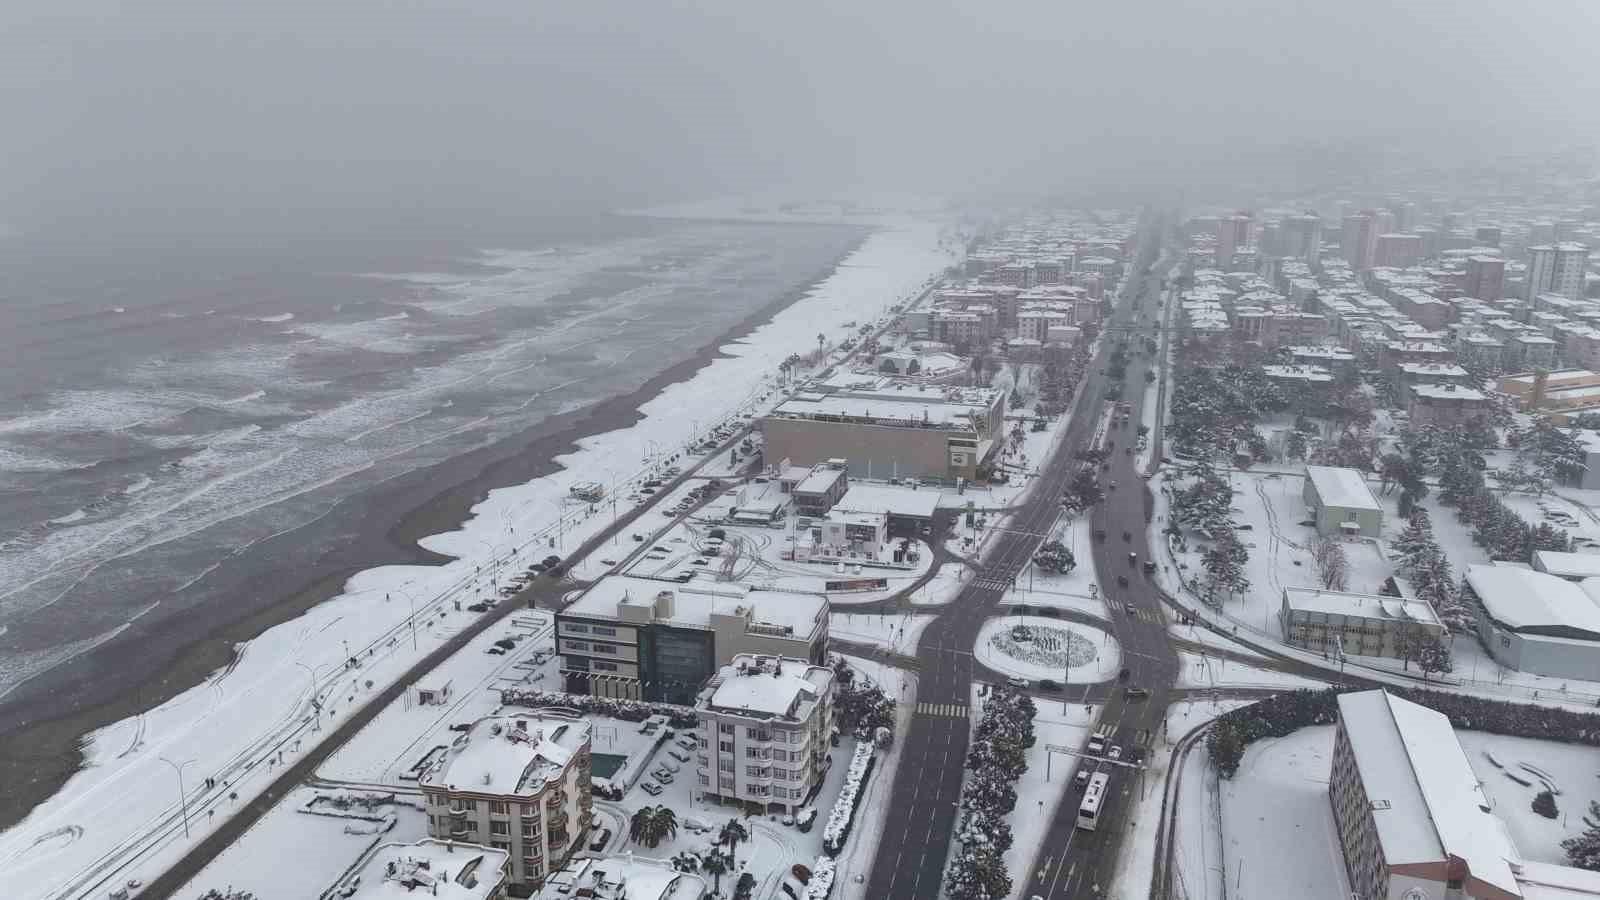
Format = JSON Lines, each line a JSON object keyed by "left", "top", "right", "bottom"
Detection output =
{"left": 1201, "top": 530, "right": 1250, "bottom": 603}
{"left": 1378, "top": 453, "right": 1410, "bottom": 496}
{"left": 1562, "top": 801, "right": 1600, "bottom": 870}
{"left": 1533, "top": 789, "right": 1560, "bottom": 820}
{"left": 735, "top": 872, "right": 758, "bottom": 899}
{"left": 1063, "top": 467, "right": 1104, "bottom": 514}
{"left": 1311, "top": 536, "right": 1349, "bottom": 590}
{"left": 1286, "top": 430, "right": 1308, "bottom": 461}
{"left": 1417, "top": 636, "right": 1453, "bottom": 680}
{"left": 629, "top": 805, "right": 678, "bottom": 848}
{"left": 1009, "top": 386, "right": 1024, "bottom": 409}
{"left": 701, "top": 851, "right": 729, "bottom": 893}
{"left": 1033, "top": 540, "right": 1076, "bottom": 574}
{"left": 720, "top": 819, "right": 750, "bottom": 867}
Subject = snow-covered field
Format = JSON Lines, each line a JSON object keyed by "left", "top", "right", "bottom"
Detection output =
{"left": 1459, "top": 731, "right": 1600, "bottom": 864}
{"left": 1175, "top": 651, "right": 1329, "bottom": 691}
{"left": 1216, "top": 726, "right": 1351, "bottom": 900}
{"left": 0, "top": 220, "right": 956, "bottom": 899}
{"left": 829, "top": 611, "right": 935, "bottom": 654}
{"left": 974, "top": 615, "right": 1121, "bottom": 683}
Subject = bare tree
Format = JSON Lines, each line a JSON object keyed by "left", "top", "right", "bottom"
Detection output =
{"left": 1311, "top": 535, "right": 1349, "bottom": 591}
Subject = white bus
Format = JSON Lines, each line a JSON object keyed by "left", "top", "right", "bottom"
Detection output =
{"left": 1077, "top": 772, "right": 1110, "bottom": 831}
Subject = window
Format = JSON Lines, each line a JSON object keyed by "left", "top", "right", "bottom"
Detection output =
{"left": 719, "top": 741, "right": 733, "bottom": 753}
{"left": 427, "top": 815, "right": 436, "bottom": 827}
{"left": 720, "top": 777, "right": 735, "bottom": 789}
{"left": 746, "top": 765, "right": 761, "bottom": 777}
{"left": 699, "top": 774, "right": 710, "bottom": 786}
{"left": 466, "top": 822, "right": 479, "bottom": 834}
{"left": 463, "top": 799, "right": 478, "bottom": 811}
{"left": 489, "top": 801, "right": 509, "bottom": 815}
{"left": 491, "top": 821, "right": 510, "bottom": 835}
{"left": 719, "top": 723, "right": 735, "bottom": 734}
{"left": 491, "top": 840, "right": 510, "bottom": 851}
{"left": 566, "top": 640, "right": 590, "bottom": 652}
{"left": 719, "top": 759, "right": 735, "bottom": 773}
{"left": 565, "top": 623, "right": 589, "bottom": 634}
{"left": 592, "top": 643, "right": 617, "bottom": 655}
{"left": 747, "top": 727, "right": 759, "bottom": 739}
{"left": 1500, "top": 636, "right": 1511, "bottom": 649}
{"left": 592, "top": 625, "right": 617, "bottom": 636}
{"left": 593, "top": 661, "right": 618, "bottom": 672}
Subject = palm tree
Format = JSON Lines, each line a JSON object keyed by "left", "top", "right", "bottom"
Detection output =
{"left": 652, "top": 805, "right": 679, "bottom": 844}
{"left": 629, "top": 807, "right": 655, "bottom": 846}
{"left": 719, "top": 819, "right": 750, "bottom": 866}
{"left": 701, "top": 850, "right": 729, "bottom": 894}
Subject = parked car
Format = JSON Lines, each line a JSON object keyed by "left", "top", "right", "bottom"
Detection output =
{"left": 1118, "top": 667, "right": 1131, "bottom": 681}
{"left": 656, "top": 759, "right": 680, "bottom": 774}
{"left": 466, "top": 603, "right": 489, "bottom": 613}
{"left": 640, "top": 781, "right": 663, "bottom": 796}
{"left": 542, "top": 555, "right": 561, "bottom": 567}
{"left": 486, "top": 646, "right": 507, "bottom": 655}
{"left": 588, "top": 827, "right": 612, "bottom": 852}
{"left": 494, "top": 638, "right": 516, "bottom": 650}
{"left": 652, "top": 770, "right": 674, "bottom": 784}
{"left": 668, "top": 748, "right": 691, "bottom": 763}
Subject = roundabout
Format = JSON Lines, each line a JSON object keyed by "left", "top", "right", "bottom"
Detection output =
{"left": 974, "top": 615, "right": 1122, "bottom": 683}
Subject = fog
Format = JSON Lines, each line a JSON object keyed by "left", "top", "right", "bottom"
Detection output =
{"left": 4, "top": 0, "right": 1599, "bottom": 235}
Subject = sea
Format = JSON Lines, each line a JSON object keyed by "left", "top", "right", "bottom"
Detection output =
{"left": 0, "top": 213, "right": 866, "bottom": 724}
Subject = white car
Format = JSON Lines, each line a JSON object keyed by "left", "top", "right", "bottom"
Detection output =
{"left": 657, "top": 759, "right": 681, "bottom": 773}
{"left": 652, "top": 769, "right": 675, "bottom": 784}
{"left": 668, "top": 748, "right": 691, "bottom": 763}
{"left": 641, "top": 781, "right": 663, "bottom": 796}
{"left": 1108, "top": 745, "right": 1123, "bottom": 761}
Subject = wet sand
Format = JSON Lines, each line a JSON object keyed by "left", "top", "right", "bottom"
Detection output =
{"left": 0, "top": 234, "right": 866, "bottom": 831}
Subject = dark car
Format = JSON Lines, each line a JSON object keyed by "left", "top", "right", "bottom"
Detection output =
{"left": 1118, "top": 667, "right": 1131, "bottom": 682}
{"left": 1127, "top": 552, "right": 1138, "bottom": 566}
{"left": 1144, "top": 560, "right": 1157, "bottom": 575}
{"left": 1117, "top": 574, "right": 1129, "bottom": 587}
{"left": 1124, "top": 686, "right": 1151, "bottom": 700}
{"left": 1122, "top": 530, "right": 1131, "bottom": 541}
{"left": 1037, "top": 679, "right": 1062, "bottom": 692}
{"left": 494, "top": 638, "right": 516, "bottom": 650}
{"left": 588, "top": 827, "right": 612, "bottom": 852}
{"left": 543, "top": 555, "right": 561, "bottom": 567}
{"left": 466, "top": 603, "right": 489, "bottom": 613}
{"left": 1094, "top": 529, "right": 1107, "bottom": 542}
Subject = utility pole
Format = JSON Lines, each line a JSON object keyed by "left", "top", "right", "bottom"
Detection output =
{"left": 160, "top": 756, "right": 196, "bottom": 838}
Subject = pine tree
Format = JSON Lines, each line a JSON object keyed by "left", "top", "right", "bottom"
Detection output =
{"left": 1563, "top": 801, "right": 1600, "bottom": 870}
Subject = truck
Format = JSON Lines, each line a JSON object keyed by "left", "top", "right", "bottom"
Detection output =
{"left": 1087, "top": 725, "right": 1113, "bottom": 755}
{"left": 1114, "top": 401, "right": 1132, "bottom": 427}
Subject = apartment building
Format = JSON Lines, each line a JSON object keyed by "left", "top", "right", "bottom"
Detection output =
{"left": 557, "top": 575, "right": 827, "bottom": 704}
{"left": 1407, "top": 383, "right": 1490, "bottom": 428}
{"left": 694, "top": 654, "right": 835, "bottom": 815}
{"left": 420, "top": 715, "right": 592, "bottom": 890}
{"left": 326, "top": 840, "right": 510, "bottom": 900}
{"left": 1280, "top": 587, "right": 1443, "bottom": 659}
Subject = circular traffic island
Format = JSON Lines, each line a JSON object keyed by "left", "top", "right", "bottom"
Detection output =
{"left": 974, "top": 615, "right": 1122, "bottom": 683}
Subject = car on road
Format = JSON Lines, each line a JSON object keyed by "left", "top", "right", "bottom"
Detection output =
{"left": 1127, "top": 552, "right": 1137, "bottom": 566}
{"left": 1037, "top": 679, "right": 1061, "bottom": 692}
{"left": 1006, "top": 676, "right": 1029, "bottom": 689}
{"left": 1094, "top": 529, "right": 1106, "bottom": 542}
{"left": 1108, "top": 745, "right": 1123, "bottom": 761}
{"left": 1123, "top": 602, "right": 1137, "bottom": 614}
{"left": 1143, "top": 560, "right": 1157, "bottom": 575}
{"left": 652, "top": 769, "right": 674, "bottom": 784}
{"left": 1124, "top": 686, "right": 1150, "bottom": 699}
{"left": 1122, "top": 530, "right": 1131, "bottom": 541}
{"left": 668, "top": 748, "right": 691, "bottom": 763}
{"left": 1109, "top": 480, "right": 1118, "bottom": 490}
{"left": 1116, "top": 574, "right": 1129, "bottom": 587}
{"left": 1118, "top": 667, "right": 1130, "bottom": 681}
{"left": 641, "top": 781, "right": 663, "bottom": 796}
{"left": 588, "top": 827, "right": 612, "bottom": 852}
{"left": 1074, "top": 769, "right": 1090, "bottom": 788}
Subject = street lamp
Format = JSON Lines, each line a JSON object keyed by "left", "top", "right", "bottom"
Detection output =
{"left": 159, "top": 756, "right": 197, "bottom": 838}
{"left": 295, "top": 661, "right": 322, "bottom": 731}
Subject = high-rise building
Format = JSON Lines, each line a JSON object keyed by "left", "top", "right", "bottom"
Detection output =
{"left": 1215, "top": 212, "right": 1252, "bottom": 268}
{"left": 1375, "top": 233, "right": 1422, "bottom": 268}
{"left": 1341, "top": 212, "right": 1378, "bottom": 270}
{"left": 1474, "top": 225, "right": 1502, "bottom": 247}
{"left": 1526, "top": 243, "right": 1588, "bottom": 301}
{"left": 694, "top": 654, "right": 835, "bottom": 815}
{"left": 1282, "top": 213, "right": 1323, "bottom": 262}
{"left": 1386, "top": 200, "right": 1416, "bottom": 233}
{"left": 1464, "top": 255, "right": 1505, "bottom": 301}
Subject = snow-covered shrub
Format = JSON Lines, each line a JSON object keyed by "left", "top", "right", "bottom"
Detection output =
{"left": 498, "top": 689, "right": 698, "bottom": 728}
{"left": 807, "top": 856, "right": 836, "bottom": 899}
{"left": 821, "top": 742, "right": 876, "bottom": 856}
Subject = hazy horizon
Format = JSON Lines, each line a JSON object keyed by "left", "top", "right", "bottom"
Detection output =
{"left": 5, "top": 0, "right": 1600, "bottom": 238}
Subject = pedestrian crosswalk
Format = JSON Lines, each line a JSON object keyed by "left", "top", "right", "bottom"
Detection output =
{"left": 914, "top": 702, "right": 971, "bottom": 718}
{"left": 1127, "top": 607, "right": 1164, "bottom": 625}
{"left": 973, "top": 578, "right": 1011, "bottom": 592}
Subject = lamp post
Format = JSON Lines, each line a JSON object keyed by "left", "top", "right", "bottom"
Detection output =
{"left": 295, "top": 662, "right": 322, "bottom": 731}
{"left": 159, "top": 756, "right": 197, "bottom": 838}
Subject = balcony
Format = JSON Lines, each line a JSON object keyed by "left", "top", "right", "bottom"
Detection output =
{"left": 446, "top": 805, "right": 469, "bottom": 820}
{"left": 449, "top": 824, "right": 471, "bottom": 840}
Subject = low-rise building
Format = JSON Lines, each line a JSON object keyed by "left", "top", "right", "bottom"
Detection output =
{"left": 326, "top": 839, "right": 510, "bottom": 900}
{"left": 420, "top": 715, "right": 592, "bottom": 890}
{"left": 535, "top": 855, "right": 709, "bottom": 900}
{"left": 1279, "top": 587, "right": 1444, "bottom": 660}
{"left": 694, "top": 654, "right": 835, "bottom": 815}
{"left": 1463, "top": 564, "right": 1600, "bottom": 680}
{"left": 790, "top": 461, "right": 849, "bottom": 517}
{"left": 557, "top": 576, "right": 828, "bottom": 703}
{"left": 1407, "top": 384, "right": 1489, "bottom": 428}
{"left": 1302, "top": 465, "right": 1384, "bottom": 537}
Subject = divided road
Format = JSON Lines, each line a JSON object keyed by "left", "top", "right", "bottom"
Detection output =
{"left": 867, "top": 217, "right": 1176, "bottom": 900}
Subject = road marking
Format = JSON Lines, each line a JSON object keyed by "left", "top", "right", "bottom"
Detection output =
{"left": 914, "top": 702, "right": 971, "bottom": 718}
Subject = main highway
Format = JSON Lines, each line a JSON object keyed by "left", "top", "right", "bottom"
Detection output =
{"left": 866, "top": 216, "right": 1180, "bottom": 900}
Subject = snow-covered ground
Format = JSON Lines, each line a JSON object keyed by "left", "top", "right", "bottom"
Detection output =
{"left": 1459, "top": 731, "right": 1600, "bottom": 864}
{"left": 1000, "top": 511, "right": 1106, "bottom": 618}
{"left": 1175, "top": 651, "right": 1329, "bottom": 691}
{"left": 974, "top": 615, "right": 1121, "bottom": 683}
{"left": 1166, "top": 622, "right": 1270, "bottom": 662}
{"left": 0, "top": 219, "right": 957, "bottom": 899}
{"left": 175, "top": 788, "right": 429, "bottom": 899}
{"left": 1216, "top": 726, "right": 1350, "bottom": 900}
{"left": 829, "top": 611, "right": 935, "bottom": 654}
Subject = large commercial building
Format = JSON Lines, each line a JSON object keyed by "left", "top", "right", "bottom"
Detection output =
{"left": 1280, "top": 587, "right": 1444, "bottom": 660}
{"left": 1462, "top": 564, "right": 1600, "bottom": 680}
{"left": 1330, "top": 689, "right": 1600, "bottom": 900}
{"left": 420, "top": 715, "right": 592, "bottom": 890}
{"left": 1303, "top": 465, "right": 1384, "bottom": 537}
{"left": 762, "top": 377, "right": 1006, "bottom": 482}
{"left": 556, "top": 575, "right": 828, "bottom": 704}
{"left": 693, "top": 654, "right": 835, "bottom": 815}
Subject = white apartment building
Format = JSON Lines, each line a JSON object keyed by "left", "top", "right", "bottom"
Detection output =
{"left": 694, "top": 654, "right": 835, "bottom": 815}
{"left": 420, "top": 714, "right": 592, "bottom": 889}
{"left": 1526, "top": 243, "right": 1589, "bottom": 303}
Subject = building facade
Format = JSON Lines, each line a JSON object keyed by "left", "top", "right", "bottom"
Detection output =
{"left": 1302, "top": 465, "right": 1384, "bottom": 537}
{"left": 1280, "top": 587, "right": 1444, "bottom": 660}
{"left": 420, "top": 715, "right": 592, "bottom": 890}
{"left": 694, "top": 654, "right": 835, "bottom": 815}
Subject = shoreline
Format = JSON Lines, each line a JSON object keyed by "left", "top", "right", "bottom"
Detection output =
{"left": 0, "top": 230, "right": 870, "bottom": 833}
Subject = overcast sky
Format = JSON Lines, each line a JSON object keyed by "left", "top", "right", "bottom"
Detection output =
{"left": 5, "top": 0, "right": 1599, "bottom": 235}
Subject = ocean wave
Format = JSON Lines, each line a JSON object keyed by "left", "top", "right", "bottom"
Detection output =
{"left": 219, "top": 390, "right": 266, "bottom": 406}
{"left": 255, "top": 312, "right": 295, "bottom": 323}
{"left": 0, "top": 447, "right": 99, "bottom": 473}
{"left": 48, "top": 510, "right": 87, "bottom": 526}
{"left": 375, "top": 311, "right": 411, "bottom": 322}
{"left": 124, "top": 476, "right": 153, "bottom": 495}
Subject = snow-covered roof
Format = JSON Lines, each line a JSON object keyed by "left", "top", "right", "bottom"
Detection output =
{"left": 421, "top": 715, "right": 588, "bottom": 796}
{"left": 836, "top": 483, "right": 940, "bottom": 520}
{"left": 1411, "top": 384, "right": 1488, "bottom": 401}
{"left": 699, "top": 654, "right": 833, "bottom": 720}
{"left": 1466, "top": 565, "right": 1600, "bottom": 638}
{"left": 564, "top": 575, "right": 826, "bottom": 640}
{"left": 1336, "top": 691, "right": 1522, "bottom": 898}
{"left": 1533, "top": 550, "right": 1600, "bottom": 580}
{"left": 1262, "top": 365, "right": 1333, "bottom": 383}
{"left": 795, "top": 466, "right": 846, "bottom": 496}
{"left": 1303, "top": 465, "right": 1381, "bottom": 513}
{"left": 536, "top": 855, "right": 710, "bottom": 900}
{"left": 1516, "top": 861, "right": 1600, "bottom": 900}
{"left": 1282, "top": 587, "right": 1441, "bottom": 628}
{"left": 330, "top": 840, "right": 508, "bottom": 900}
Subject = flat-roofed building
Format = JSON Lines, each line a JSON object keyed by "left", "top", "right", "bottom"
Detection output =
{"left": 790, "top": 461, "right": 849, "bottom": 517}
{"left": 327, "top": 839, "right": 511, "bottom": 900}
{"left": 1302, "top": 465, "right": 1384, "bottom": 537}
{"left": 762, "top": 379, "right": 1005, "bottom": 482}
{"left": 1280, "top": 587, "right": 1443, "bottom": 659}
{"left": 1463, "top": 564, "right": 1600, "bottom": 680}
{"left": 694, "top": 654, "right": 835, "bottom": 815}
{"left": 420, "top": 715, "right": 592, "bottom": 889}
{"left": 1531, "top": 549, "right": 1600, "bottom": 581}
{"left": 1407, "top": 384, "right": 1489, "bottom": 428}
{"left": 536, "top": 855, "right": 709, "bottom": 900}
{"left": 556, "top": 575, "right": 827, "bottom": 704}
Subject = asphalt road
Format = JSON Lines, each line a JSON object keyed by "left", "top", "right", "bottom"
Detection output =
{"left": 866, "top": 218, "right": 1176, "bottom": 900}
